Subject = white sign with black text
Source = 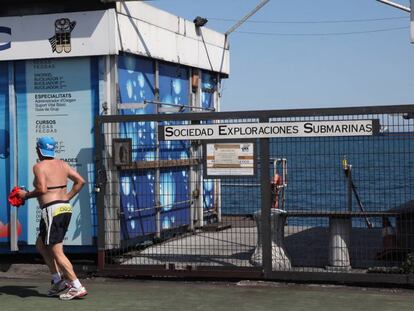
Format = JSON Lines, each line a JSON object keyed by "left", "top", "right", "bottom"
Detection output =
{"left": 0, "top": 9, "right": 118, "bottom": 61}
{"left": 206, "top": 143, "right": 255, "bottom": 176}
{"left": 160, "top": 120, "right": 379, "bottom": 141}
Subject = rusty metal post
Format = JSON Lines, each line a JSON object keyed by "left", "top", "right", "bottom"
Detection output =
{"left": 259, "top": 117, "right": 272, "bottom": 278}
{"left": 94, "top": 117, "right": 106, "bottom": 271}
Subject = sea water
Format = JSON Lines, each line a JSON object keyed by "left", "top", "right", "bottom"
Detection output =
{"left": 221, "top": 134, "right": 414, "bottom": 227}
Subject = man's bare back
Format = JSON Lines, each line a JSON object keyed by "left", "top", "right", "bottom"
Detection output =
{"left": 32, "top": 159, "right": 84, "bottom": 206}
{"left": 16, "top": 135, "right": 85, "bottom": 205}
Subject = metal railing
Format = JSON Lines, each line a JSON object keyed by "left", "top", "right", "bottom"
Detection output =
{"left": 95, "top": 105, "right": 414, "bottom": 285}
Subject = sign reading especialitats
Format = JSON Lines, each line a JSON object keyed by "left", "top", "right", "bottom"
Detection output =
{"left": 159, "top": 120, "right": 379, "bottom": 141}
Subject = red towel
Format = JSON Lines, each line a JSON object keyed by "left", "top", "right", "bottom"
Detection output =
{"left": 8, "top": 186, "right": 25, "bottom": 207}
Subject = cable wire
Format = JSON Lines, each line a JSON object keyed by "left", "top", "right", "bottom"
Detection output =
{"left": 208, "top": 16, "right": 408, "bottom": 24}
{"left": 235, "top": 26, "right": 408, "bottom": 37}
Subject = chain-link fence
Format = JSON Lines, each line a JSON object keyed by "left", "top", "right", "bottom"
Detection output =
{"left": 95, "top": 105, "right": 414, "bottom": 284}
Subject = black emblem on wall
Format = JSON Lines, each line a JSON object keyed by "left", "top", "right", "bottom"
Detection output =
{"left": 49, "top": 18, "right": 76, "bottom": 53}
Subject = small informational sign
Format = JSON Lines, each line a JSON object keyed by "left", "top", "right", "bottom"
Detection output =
{"left": 205, "top": 142, "right": 255, "bottom": 177}
{"left": 159, "top": 120, "right": 379, "bottom": 141}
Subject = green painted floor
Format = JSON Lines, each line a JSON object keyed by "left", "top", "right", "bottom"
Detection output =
{"left": 0, "top": 278, "right": 413, "bottom": 311}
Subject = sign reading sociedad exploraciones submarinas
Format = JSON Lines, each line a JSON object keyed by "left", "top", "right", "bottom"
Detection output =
{"left": 159, "top": 120, "right": 379, "bottom": 141}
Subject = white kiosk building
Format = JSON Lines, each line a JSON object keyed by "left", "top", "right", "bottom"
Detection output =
{"left": 0, "top": 0, "right": 229, "bottom": 253}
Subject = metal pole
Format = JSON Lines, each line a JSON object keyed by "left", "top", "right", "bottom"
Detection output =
{"left": 195, "top": 69, "right": 204, "bottom": 228}
{"left": 143, "top": 100, "right": 215, "bottom": 112}
{"left": 95, "top": 117, "right": 106, "bottom": 270}
{"left": 225, "top": 0, "right": 270, "bottom": 36}
{"left": 109, "top": 55, "right": 121, "bottom": 249}
{"left": 8, "top": 61, "right": 18, "bottom": 252}
{"left": 188, "top": 68, "right": 195, "bottom": 231}
{"left": 347, "top": 165, "right": 353, "bottom": 212}
{"left": 259, "top": 117, "right": 272, "bottom": 278}
{"left": 376, "top": 0, "right": 411, "bottom": 12}
{"left": 155, "top": 60, "right": 161, "bottom": 239}
{"left": 282, "top": 159, "right": 287, "bottom": 210}
{"left": 215, "top": 73, "right": 222, "bottom": 223}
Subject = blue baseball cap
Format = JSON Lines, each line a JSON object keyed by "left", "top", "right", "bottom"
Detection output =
{"left": 37, "top": 136, "right": 56, "bottom": 158}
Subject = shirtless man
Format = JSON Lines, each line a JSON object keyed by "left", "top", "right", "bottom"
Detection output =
{"left": 17, "top": 136, "right": 87, "bottom": 300}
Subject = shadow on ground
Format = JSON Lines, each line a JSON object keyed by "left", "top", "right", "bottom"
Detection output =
{"left": 0, "top": 285, "right": 48, "bottom": 298}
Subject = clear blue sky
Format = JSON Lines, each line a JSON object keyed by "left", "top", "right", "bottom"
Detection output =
{"left": 151, "top": 0, "right": 413, "bottom": 111}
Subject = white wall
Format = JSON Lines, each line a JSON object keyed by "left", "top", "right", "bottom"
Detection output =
{"left": 0, "top": 10, "right": 118, "bottom": 61}
{"left": 116, "top": 2, "right": 230, "bottom": 75}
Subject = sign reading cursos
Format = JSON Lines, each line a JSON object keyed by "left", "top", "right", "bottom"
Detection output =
{"left": 159, "top": 120, "right": 380, "bottom": 141}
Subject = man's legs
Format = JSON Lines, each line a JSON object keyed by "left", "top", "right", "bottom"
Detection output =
{"left": 37, "top": 236, "right": 70, "bottom": 297}
{"left": 50, "top": 243, "right": 87, "bottom": 300}
{"left": 49, "top": 243, "right": 76, "bottom": 281}
{"left": 36, "top": 236, "right": 59, "bottom": 274}
{"left": 37, "top": 217, "right": 62, "bottom": 280}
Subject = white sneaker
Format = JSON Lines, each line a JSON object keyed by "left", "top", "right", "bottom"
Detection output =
{"left": 59, "top": 286, "right": 88, "bottom": 301}
{"left": 47, "top": 280, "right": 70, "bottom": 297}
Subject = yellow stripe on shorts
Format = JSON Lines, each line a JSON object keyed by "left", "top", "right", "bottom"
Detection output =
{"left": 52, "top": 204, "right": 73, "bottom": 217}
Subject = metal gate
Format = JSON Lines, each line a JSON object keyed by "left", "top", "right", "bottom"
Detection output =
{"left": 94, "top": 105, "right": 414, "bottom": 285}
